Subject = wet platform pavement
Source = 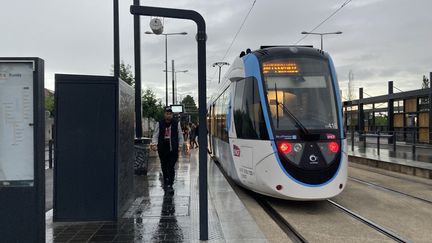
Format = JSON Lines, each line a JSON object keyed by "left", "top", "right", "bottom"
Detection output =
{"left": 45, "top": 150, "right": 267, "bottom": 242}
{"left": 347, "top": 145, "right": 432, "bottom": 179}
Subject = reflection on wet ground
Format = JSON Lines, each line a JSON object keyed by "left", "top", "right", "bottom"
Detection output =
{"left": 47, "top": 154, "right": 192, "bottom": 242}
{"left": 349, "top": 145, "right": 432, "bottom": 164}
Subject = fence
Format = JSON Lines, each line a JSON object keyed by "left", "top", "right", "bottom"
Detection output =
{"left": 346, "top": 130, "right": 432, "bottom": 156}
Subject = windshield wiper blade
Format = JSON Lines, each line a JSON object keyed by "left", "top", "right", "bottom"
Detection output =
{"left": 273, "top": 83, "right": 309, "bottom": 135}
{"left": 277, "top": 102, "right": 309, "bottom": 135}
{"left": 274, "top": 83, "right": 279, "bottom": 128}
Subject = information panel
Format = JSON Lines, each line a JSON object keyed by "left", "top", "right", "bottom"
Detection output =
{"left": 0, "top": 62, "right": 34, "bottom": 186}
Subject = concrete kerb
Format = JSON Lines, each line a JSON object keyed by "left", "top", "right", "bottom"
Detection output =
{"left": 348, "top": 155, "right": 432, "bottom": 179}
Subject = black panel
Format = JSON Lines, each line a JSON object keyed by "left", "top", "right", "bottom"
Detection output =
{"left": 0, "top": 58, "right": 45, "bottom": 242}
{"left": 277, "top": 139, "right": 341, "bottom": 185}
{"left": 54, "top": 74, "right": 134, "bottom": 221}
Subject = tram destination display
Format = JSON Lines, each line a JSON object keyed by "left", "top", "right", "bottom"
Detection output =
{"left": 0, "top": 62, "right": 34, "bottom": 186}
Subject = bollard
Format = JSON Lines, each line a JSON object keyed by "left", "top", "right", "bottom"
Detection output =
{"left": 412, "top": 131, "right": 416, "bottom": 155}
{"left": 377, "top": 131, "right": 380, "bottom": 155}
{"left": 393, "top": 131, "right": 397, "bottom": 152}
{"left": 351, "top": 128, "right": 354, "bottom": 152}
{"left": 48, "top": 139, "right": 53, "bottom": 169}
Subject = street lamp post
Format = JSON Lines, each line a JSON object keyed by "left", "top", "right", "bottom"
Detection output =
{"left": 300, "top": 31, "right": 342, "bottom": 51}
{"left": 145, "top": 31, "right": 187, "bottom": 106}
{"left": 212, "top": 62, "right": 230, "bottom": 84}
{"left": 164, "top": 69, "right": 188, "bottom": 104}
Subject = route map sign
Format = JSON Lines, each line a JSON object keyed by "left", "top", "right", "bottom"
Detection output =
{"left": 0, "top": 62, "right": 35, "bottom": 186}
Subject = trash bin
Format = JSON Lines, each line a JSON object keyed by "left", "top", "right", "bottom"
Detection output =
{"left": 134, "top": 137, "right": 151, "bottom": 175}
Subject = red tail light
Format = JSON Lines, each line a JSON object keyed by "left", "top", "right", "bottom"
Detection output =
{"left": 328, "top": 141, "right": 339, "bottom": 153}
{"left": 279, "top": 142, "right": 292, "bottom": 154}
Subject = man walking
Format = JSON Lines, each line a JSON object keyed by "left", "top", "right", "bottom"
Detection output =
{"left": 151, "top": 107, "right": 184, "bottom": 190}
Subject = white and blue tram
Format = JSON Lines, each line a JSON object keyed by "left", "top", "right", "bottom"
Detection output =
{"left": 207, "top": 46, "right": 347, "bottom": 200}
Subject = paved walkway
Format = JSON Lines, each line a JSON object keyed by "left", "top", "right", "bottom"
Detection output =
{"left": 45, "top": 149, "right": 266, "bottom": 242}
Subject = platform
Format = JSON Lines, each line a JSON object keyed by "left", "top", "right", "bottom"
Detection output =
{"left": 347, "top": 146, "right": 432, "bottom": 179}
{"left": 45, "top": 149, "right": 267, "bottom": 242}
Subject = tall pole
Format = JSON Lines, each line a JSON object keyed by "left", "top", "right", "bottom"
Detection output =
{"left": 130, "top": 6, "right": 206, "bottom": 238}
{"left": 165, "top": 35, "right": 168, "bottom": 106}
{"left": 320, "top": 34, "right": 323, "bottom": 51}
{"left": 133, "top": 0, "right": 142, "bottom": 138}
{"left": 212, "top": 62, "right": 230, "bottom": 84}
{"left": 172, "top": 59, "right": 175, "bottom": 104}
{"left": 113, "top": 0, "right": 120, "bottom": 77}
{"left": 300, "top": 31, "right": 342, "bottom": 51}
{"left": 218, "top": 66, "right": 222, "bottom": 84}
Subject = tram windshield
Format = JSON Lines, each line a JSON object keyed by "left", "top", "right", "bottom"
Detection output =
{"left": 262, "top": 57, "right": 338, "bottom": 131}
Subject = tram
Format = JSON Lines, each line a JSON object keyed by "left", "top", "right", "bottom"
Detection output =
{"left": 207, "top": 46, "right": 347, "bottom": 200}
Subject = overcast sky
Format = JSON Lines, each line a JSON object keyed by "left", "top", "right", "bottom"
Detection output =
{"left": 1, "top": 0, "right": 431, "bottom": 103}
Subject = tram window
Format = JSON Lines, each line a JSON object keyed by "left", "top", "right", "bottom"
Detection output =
{"left": 233, "top": 77, "right": 269, "bottom": 140}
{"left": 263, "top": 57, "right": 338, "bottom": 131}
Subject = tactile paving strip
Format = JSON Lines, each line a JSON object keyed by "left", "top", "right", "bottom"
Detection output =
{"left": 189, "top": 155, "right": 225, "bottom": 242}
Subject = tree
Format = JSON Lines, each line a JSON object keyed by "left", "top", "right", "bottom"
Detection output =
{"left": 142, "top": 89, "right": 164, "bottom": 121}
{"left": 181, "top": 95, "right": 198, "bottom": 122}
{"left": 45, "top": 94, "right": 54, "bottom": 116}
{"left": 112, "top": 60, "right": 135, "bottom": 87}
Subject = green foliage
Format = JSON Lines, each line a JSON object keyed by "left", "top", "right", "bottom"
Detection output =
{"left": 181, "top": 95, "right": 198, "bottom": 122}
{"left": 142, "top": 89, "right": 164, "bottom": 121}
{"left": 120, "top": 61, "right": 135, "bottom": 87}
{"left": 375, "top": 115, "right": 388, "bottom": 126}
{"left": 111, "top": 60, "right": 135, "bottom": 87}
{"left": 45, "top": 94, "right": 54, "bottom": 116}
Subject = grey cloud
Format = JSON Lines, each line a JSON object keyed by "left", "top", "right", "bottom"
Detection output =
{"left": 1, "top": 0, "right": 431, "bottom": 103}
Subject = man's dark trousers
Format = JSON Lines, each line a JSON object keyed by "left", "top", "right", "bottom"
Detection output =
{"left": 158, "top": 140, "right": 178, "bottom": 186}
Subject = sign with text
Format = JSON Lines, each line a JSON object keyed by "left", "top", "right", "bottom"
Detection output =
{"left": 0, "top": 62, "right": 34, "bottom": 186}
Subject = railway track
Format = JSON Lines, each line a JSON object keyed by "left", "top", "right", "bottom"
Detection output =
{"left": 212, "top": 157, "right": 413, "bottom": 242}
{"left": 254, "top": 195, "right": 308, "bottom": 243}
{"left": 348, "top": 176, "right": 432, "bottom": 205}
{"left": 327, "top": 199, "right": 410, "bottom": 243}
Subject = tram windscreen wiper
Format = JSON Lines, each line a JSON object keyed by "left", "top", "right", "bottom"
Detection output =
{"left": 274, "top": 83, "right": 309, "bottom": 135}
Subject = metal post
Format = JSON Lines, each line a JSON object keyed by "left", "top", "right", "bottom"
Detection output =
{"left": 218, "top": 66, "right": 222, "bottom": 83}
{"left": 412, "top": 130, "right": 416, "bottom": 155}
{"left": 358, "top": 88, "right": 364, "bottom": 140}
{"left": 387, "top": 81, "right": 394, "bottom": 143}
{"left": 351, "top": 126, "right": 354, "bottom": 152}
{"left": 377, "top": 131, "right": 380, "bottom": 155}
{"left": 113, "top": 0, "right": 120, "bottom": 77}
{"left": 363, "top": 131, "right": 366, "bottom": 148}
{"left": 372, "top": 103, "right": 375, "bottom": 131}
{"left": 130, "top": 6, "right": 208, "bottom": 239}
{"left": 172, "top": 59, "right": 175, "bottom": 105}
{"left": 49, "top": 139, "right": 53, "bottom": 169}
{"left": 429, "top": 72, "right": 432, "bottom": 144}
{"left": 165, "top": 35, "right": 168, "bottom": 106}
{"left": 393, "top": 131, "right": 397, "bottom": 152}
{"left": 197, "top": 30, "right": 208, "bottom": 241}
{"left": 320, "top": 34, "right": 323, "bottom": 51}
{"left": 133, "top": 0, "right": 143, "bottom": 138}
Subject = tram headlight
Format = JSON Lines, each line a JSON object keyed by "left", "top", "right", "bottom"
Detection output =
{"left": 278, "top": 142, "right": 292, "bottom": 154}
{"left": 328, "top": 141, "right": 339, "bottom": 153}
{"left": 293, "top": 143, "right": 303, "bottom": 152}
